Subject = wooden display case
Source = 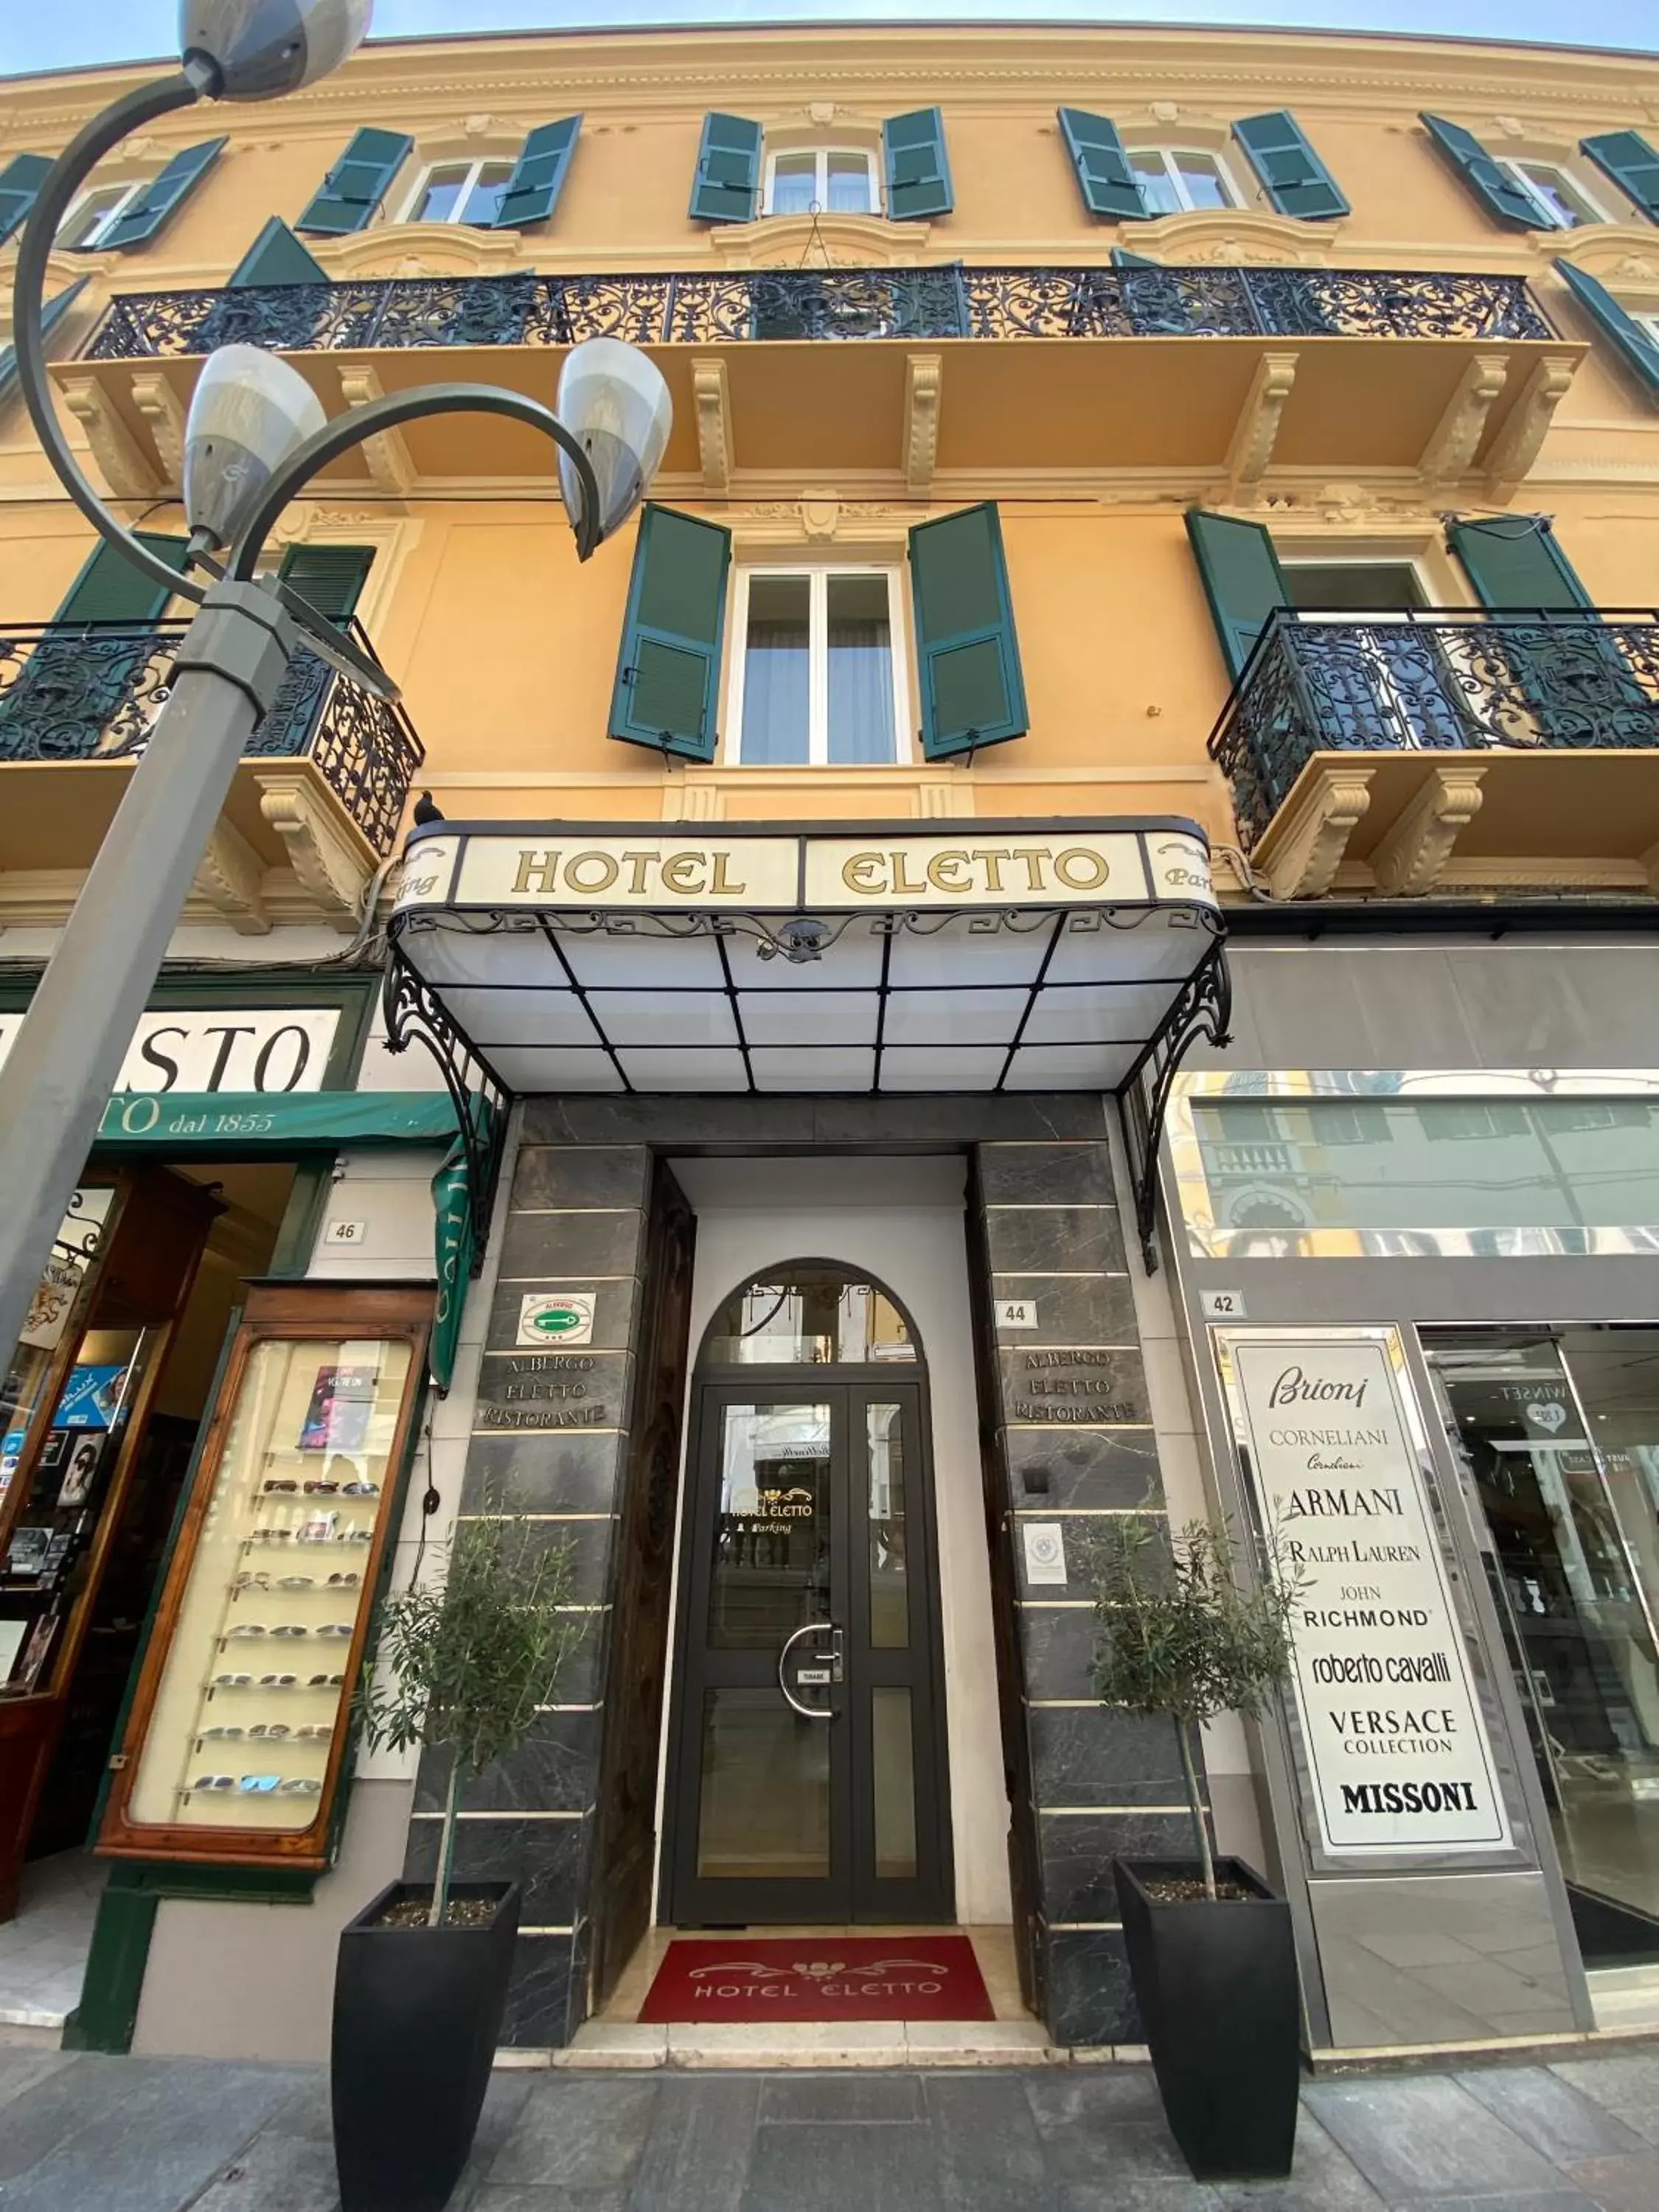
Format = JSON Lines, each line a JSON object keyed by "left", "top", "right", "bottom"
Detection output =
{"left": 96, "top": 1282, "right": 432, "bottom": 1871}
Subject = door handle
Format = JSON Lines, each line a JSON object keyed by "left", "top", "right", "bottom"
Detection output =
{"left": 778, "top": 1621, "right": 835, "bottom": 1720}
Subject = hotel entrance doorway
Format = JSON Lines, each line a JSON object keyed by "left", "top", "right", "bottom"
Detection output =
{"left": 663, "top": 1266, "right": 952, "bottom": 1926}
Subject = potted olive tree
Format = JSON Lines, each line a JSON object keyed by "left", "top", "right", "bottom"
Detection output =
{"left": 1089, "top": 1516, "right": 1304, "bottom": 2181}
{"left": 333, "top": 1514, "right": 582, "bottom": 2212}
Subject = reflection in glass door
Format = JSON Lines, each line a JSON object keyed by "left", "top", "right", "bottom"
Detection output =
{"left": 665, "top": 1267, "right": 950, "bottom": 1925}
{"left": 1424, "top": 1329, "right": 1659, "bottom": 1964}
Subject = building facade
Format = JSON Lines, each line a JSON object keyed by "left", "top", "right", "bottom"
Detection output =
{"left": 1, "top": 21, "right": 1658, "bottom": 2062}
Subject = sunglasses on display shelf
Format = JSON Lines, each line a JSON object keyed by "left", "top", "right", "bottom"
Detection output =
{"left": 262, "top": 1480, "right": 301, "bottom": 1494}
{"left": 239, "top": 1775, "right": 281, "bottom": 1793}
{"left": 342, "top": 1482, "right": 380, "bottom": 1498}
{"left": 308, "top": 1673, "right": 346, "bottom": 1688}
{"left": 258, "top": 1673, "right": 298, "bottom": 1688}
{"left": 293, "top": 1724, "right": 333, "bottom": 1742}
{"left": 280, "top": 1778, "right": 323, "bottom": 1796}
{"left": 233, "top": 1573, "right": 271, "bottom": 1592}
{"left": 200, "top": 1725, "right": 245, "bottom": 1740}
{"left": 248, "top": 1722, "right": 291, "bottom": 1740}
{"left": 191, "top": 1775, "right": 237, "bottom": 1792}
{"left": 212, "top": 1673, "right": 253, "bottom": 1688}
{"left": 327, "top": 1573, "right": 361, "bottom": 1588}
{"left": 315, "top": 1623, "right": 355, "bottom": 1639}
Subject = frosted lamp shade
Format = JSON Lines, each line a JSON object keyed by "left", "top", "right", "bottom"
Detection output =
{"left": 184, "top": 345, "right": 327, "bottom": 549}
{"left": 180, "top": 0, "right": 372, "bottom": 100}
{"left": 557, "top": 338, "right": 672, "bottom": 546}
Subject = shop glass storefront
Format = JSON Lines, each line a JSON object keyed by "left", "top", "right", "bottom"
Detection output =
{"left": 1170, "top": 1062, "right": 1659, "bottom": 2040}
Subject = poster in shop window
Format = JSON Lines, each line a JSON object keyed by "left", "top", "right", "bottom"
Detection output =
{"left": 1223, "top": 1329, "right": 1512, "bottom": 1856}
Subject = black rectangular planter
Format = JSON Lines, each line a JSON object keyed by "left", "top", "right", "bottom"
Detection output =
{"left": 332, "top": 1879, "right": 521, "bottom": 2212}
{"left": 1115, "top": 1856, "right": 1301, "bottom": 2181}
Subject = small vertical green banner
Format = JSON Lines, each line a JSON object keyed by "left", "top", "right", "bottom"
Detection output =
{"left": 429, "top": 1142, "right": 475, "bottom": 1394}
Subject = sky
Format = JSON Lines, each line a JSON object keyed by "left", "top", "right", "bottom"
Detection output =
{"left": 2, "top": 0, "right": 1655, "bottom": 77}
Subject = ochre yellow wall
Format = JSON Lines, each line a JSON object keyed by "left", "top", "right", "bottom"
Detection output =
{"left": 1, "top": 21, "right": 1656, "bottom": 869}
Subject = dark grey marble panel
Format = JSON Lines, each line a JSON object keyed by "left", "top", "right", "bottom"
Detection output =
{"left": 1018, "top": 1603, "right": 1098, "bottom": 1701}
{"left": 500, "top": 1932, "right": 577, "bottom": 2047}
{"left": 521, "top": 1093, "right": 1106, "bottom": 1147}
{"left": 976, "top": 1143, "right": 1116, "bottom": 1208}
{"left": 1028, "top": 1705, "right": 1189, "bottom": 1806}
{"left": 990, "top": 1273, "right": 1138, "bottom": 1345}
{"left": 448, "top": 1509, "right": 616, "bottom": 1609}
{"left": 462, "top": 1425, "right": 628, "bottom": 1517}
{"left": 472, "top": 1355, "right": 633, "bottom": 1449}
{"left": 498, "top": 1207, "right": 644, "bottom": 1282}
{"left": 404, "top": 1810, "right": 587, "bottom": 1926}
{"left": 1004, "top": 1424, "right": 1166, "bottom": 1511}
{"left": 1040, "top": 1809, "right": 1203, "bottom": 1923}
{"left": 1013, "top": 1512, "right": 1169, "bottom": 1601}
{"left": 510, "top": 1145, "right": 650, "bottom": 1212}
{"left": 415, "top": 1713, "right": 599, "bottom": 1816}
{"left": 984, "top": 1206, "right": 1126, "bottom": 1277}
{"left": 996, "top": 1347, "right": 1148, "bottom": 1425}
{"left": 486, "top": 1273, "right": 641, "bottom": 1354}
{"left": 522, "top": 1096, "right": 818, "bottom": 1147}
{"left": 1043, "top": 1927, "right": 1140, "bottom": 2045}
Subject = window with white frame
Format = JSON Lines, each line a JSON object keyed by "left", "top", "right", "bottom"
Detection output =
{"left": 404, "top": 158, "right": 516, "bottom": 226}
{"left": 1129, "top": 148, "right": 1238, "bottom": 216}
{"left": 1632, "top": 307, "right": 1659, "bottom": 347}
{"left": 728, "top": 567, "right": 907, "bottom": 767}
{"left": 57, "top": 182, "right": 147, "bottom": 251}
{"left": 1498, "top": 159, "right": 1604, "bottom": 229}
{"left": 764, "top": 148, "right": 879, "bottom": 218}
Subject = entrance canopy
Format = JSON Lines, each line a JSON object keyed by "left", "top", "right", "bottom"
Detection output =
{"left": 386, "top": 818, "right": 1225, "bottom": 1099}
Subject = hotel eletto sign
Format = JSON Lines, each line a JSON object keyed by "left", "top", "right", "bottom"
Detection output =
{"left": 397, "top": 828, "right": 1216, "bottom": 911}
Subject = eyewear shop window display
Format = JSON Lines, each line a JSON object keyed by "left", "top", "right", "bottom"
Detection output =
{"left": 96, "top": 1285, "right": 433, "bottom": 1870}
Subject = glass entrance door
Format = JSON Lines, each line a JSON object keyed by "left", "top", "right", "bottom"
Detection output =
{"left": 1424, "top": 1329, "right": 1659, "bottom": 1965}
{"left": 666, "top": 1375, "right": 950, "bottom": 1925}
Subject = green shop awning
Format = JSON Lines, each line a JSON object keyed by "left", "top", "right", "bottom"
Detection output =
{"left": 92, "top": 1091, "right": 461, "bottom": 1151}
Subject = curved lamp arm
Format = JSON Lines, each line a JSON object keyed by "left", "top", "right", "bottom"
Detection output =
{"left": 13, "top": 67, "right": 218, "bottom": 603}
{"left": 229, "top": 384, "right": 607, "bottom": 580}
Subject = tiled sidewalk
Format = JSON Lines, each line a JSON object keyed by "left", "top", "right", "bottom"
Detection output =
{"left": 1, "top": 2041, "right": 1657, "bottom": 2211}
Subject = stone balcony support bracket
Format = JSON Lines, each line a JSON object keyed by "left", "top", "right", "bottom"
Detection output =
{"left": 130, "top": 375, "right": 186, "bottom": 493}
{"left": 58, "top": 376, "right": 161, "bottom": 499}
{"left": 190, "top": 817, "right": 271, "bottom": 936}
{"left": 1252, "top": 761, "right": 1377, "bottom": 899}
{"left": 905, "top": 352, "right": 943, "bottom": 498}
{"left": 1418, "top": 352, "right": 1510, "bottom": 493}
{"left": 1370, "top": 762, "right": 1490, "bottom": 897}
{"left": 692, "top": 358, "right": 731, "bottom": 494}
{"left": 1484, "top": 354, "right": 1579, "bottom": 501}
{"left": 256, "top": 769, "right": 373, "bottom": 933}
{"left": 1217, "top": 349, "right": 1298, "bottom": 507}
{"left": 336, "top": 366, "right": 414, "bottom": 495}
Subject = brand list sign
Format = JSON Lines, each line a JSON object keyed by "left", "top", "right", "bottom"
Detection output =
{"left": 0, "top": 1008, "right": 340, "bottom": 1094}
{"left": 1225, "top": 1331, "right": 1511, "bottom": 1856}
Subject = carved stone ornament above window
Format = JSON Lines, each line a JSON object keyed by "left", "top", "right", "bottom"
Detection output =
{"left": 307, "top": 223, "right": 524, "bottom": 279}
{"left": 708, "top": 211, "right": 931, "bottom": 268}
{"left": 1127, "top": 207, "right": 1343, "bottom": 265}
{"left": 1543, "top": 223, "right": 1659, "bottom": 304}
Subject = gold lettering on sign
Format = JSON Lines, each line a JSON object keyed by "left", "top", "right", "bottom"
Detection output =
{"left": 843, "top": 853, "right": 886, "bottom": 892}
{"left": 512, "top": 849, "right": 558, "bottom": 894}
{"left": 622, "top": 850, "right": 655, "bottom": 895}
{"left": 1054, "top": 846, "right": 1110, "bottom": 890}
{"left": 662, "top": 853, "right": 704, "bottom": 895}
{"left": 927, "top": 851, "right": 970, "bottom": 891}
{"left": 832, "top": 844, "right": 1117, "bottom": 900}
{"left": 973, "top": 848, "right": 1012, "bottom": 892}
{"left": 566, "top": 851, "right": 619, "bottom": 894}
{"left": 710, "top": 853, "right": 746, "bottom": 894}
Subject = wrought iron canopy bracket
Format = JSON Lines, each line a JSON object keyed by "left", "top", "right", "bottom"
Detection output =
{"left": 1117, "top": 938, "right": 1233, "bottom": 1276}
{"left": 380, "top": 939, "right": 506, "bottom": 1269}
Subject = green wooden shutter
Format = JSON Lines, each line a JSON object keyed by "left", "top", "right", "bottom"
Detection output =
{"left": 229, "top": 217, "right": 329, "bottom": 287}
{"left": 490, "top": 117, "right": 581, "bottom": 229}
{"left": 97, "top": 139, "right": 225, "bottom": 250}
{"left": 1581, "top": 131, "right": 1659, "bottom": 223}
{"left": 1056, "top": 111, "right": 1147, "bottom": 220}
{"left": 1555, "top": 260, "right": 1659, "bottom": 402}
{"left": 0, "top": 278, "right": 88, "bottom": 410}
{"left": 688, "top": 114, "right": 761, "bottom": 223}
{"left": 297, "top": 128, "right": 413, "bottom": 236}
{"left": 1419, "top": 115, "right": 1544, "bottom": 230}
{"left": 55, "top": 532, "right": 189, "bottom": 623}
{"left": 276, "top": 544, "right": 375, "bottom": 623}
{"left": 1111, "top": 246, "right": 1159, "bottom": 268}
{"left": 884, "top": 109, "right": 953, "bottom": 221}
{"left": 908, "top": 504, "right": 1027, "bottom": 758}
{"left": 608, "top": 506, "right": 730, "bottom": 759}
{"left": 0, "top": 153, "right": 52, "bottom": 246}
{"left": 1448, "top": 518, "right": 1593, "bottom": 611}
{"left": 1185, "top": 510, "right": 1291, "bottom": 682}
{"left": 1233, "top": 112, "right": 1349, "bottom": 219}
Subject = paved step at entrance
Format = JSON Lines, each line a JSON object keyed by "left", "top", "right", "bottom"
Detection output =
{"left": 552, "top": 2018, "right": 1070, "bottom": 2067}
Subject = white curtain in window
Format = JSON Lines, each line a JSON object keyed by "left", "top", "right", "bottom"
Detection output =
{"left": 827, "top": 579, "right": 895, "bottom": 764}
{"left": 741, "top": 579, "right": 810, "bottom": 764}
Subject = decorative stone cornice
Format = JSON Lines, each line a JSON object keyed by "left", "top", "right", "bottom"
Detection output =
{"left": 709, "top": 211, "right": 930, "bottom": 267}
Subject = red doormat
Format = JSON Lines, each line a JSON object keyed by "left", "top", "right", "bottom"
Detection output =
{"left": 638, "top": 1934, "right": 995, "bottom": 2023}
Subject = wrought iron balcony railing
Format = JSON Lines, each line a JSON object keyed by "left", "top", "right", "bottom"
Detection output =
{"left": 0, "top": 619, "right": 422, "bottom": 855}
{"left": 85, "top": 264, "right": 1553, "bottom": 359}
{"left": 1210, "top": 608, "right": 1659, "bottom": 851}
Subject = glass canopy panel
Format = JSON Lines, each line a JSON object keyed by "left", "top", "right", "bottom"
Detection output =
{"left": 741, "top": 922, "right": 886, "bottom": 990}
{"left": 883, "top": 988, "right": 1029, "bottom": 1045}
{"left": 1021, "top": 980, "right": 1182, "bottom": 1042}
{"left": 585, "top": 992, "right": 737, "bottom": 1046}
{"left": 616, "top": 1047, "right": 747, "bottom": 1089}
{"left": 886, "top": 918, "right": 1057, "bottom": 989}
{"left": 485, "top": 1048, "right": 624, "bottom": 1091}
{"left": 737, "top": 992, "right": 880, "bottom": 1045}
{"left": 879, "top": 1046, "right": 1010, "bottom": 1090}
{"left": 411, "top": 928, "right": 570, "bottom": 990}
{"left": 747, "top": 1047, "right": 876, "bottom": 1091}
{"left": 557, "top": 933, "right": 728, "bottom": 988}
{"left": 1008, "top": 1043, "right": 1141, "bottom": 1091}
{"left": 440, "top": 987, "right": 600, "bottom": 1046}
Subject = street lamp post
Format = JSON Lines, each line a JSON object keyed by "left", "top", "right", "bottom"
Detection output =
{"left": 0, "top": 0, "right": 671, "bottom": 1364}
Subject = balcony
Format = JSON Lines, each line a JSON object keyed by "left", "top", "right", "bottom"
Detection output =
{"left": 1208, "top": 609, "right": 1659, "bottom": 899}
{"left": 61, "top": 265, "right": 1578, "bottom": 497}
{"left": 0, "top": 619, "right": 423, "bottom": 931}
